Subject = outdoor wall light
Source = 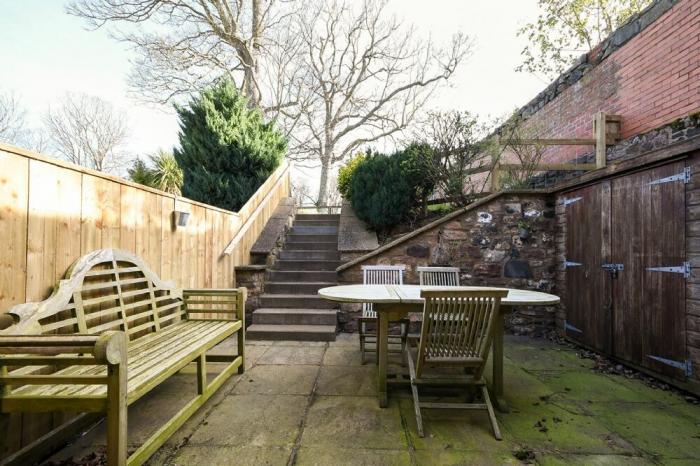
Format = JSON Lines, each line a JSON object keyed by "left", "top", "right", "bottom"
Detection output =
{"left": 174, "top": 210, "right": 190, "bottom": 228}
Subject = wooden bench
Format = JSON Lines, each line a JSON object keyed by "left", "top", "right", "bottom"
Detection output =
{"left": 0, "top": 249, "right": 246, "bottom": 466}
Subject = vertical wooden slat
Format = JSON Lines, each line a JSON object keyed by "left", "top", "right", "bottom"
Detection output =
{"left": 119, "top": 185, "right": 138, "bottom": 254}
{"left": 0, "top": 152, "right": 28, "bottom": 313}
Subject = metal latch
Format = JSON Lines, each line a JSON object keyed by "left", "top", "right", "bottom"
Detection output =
{"left": 601, "top": 263, "right": 624, "bottom": 278}
{"left": 646, "top": 262, "right": 690, "bottom": 279}
{"left": 564, "top": 260, "right": 582, "bottom": 268}
{"left": 648, "top": 167, "right": 690, "bottom": 185}
{"left": 647, "top": 355, "right": 692, "bottom": 377}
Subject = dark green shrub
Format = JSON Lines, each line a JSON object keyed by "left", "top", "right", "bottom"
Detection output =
{"left": 349, "top": 145, "right": 435, "bottom": 231}
{"left": 174, "top": 79, "right": 286, "bottom": 211}
{"left": 350, "top": 153, "right": 412, "bottom": 231}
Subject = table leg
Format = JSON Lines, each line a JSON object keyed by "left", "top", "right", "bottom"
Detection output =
{"left": 491, "top": 309, "right": 509, "bottom": 413}
{"left": 377, "top": 309, "right": 389, "bottom": 408}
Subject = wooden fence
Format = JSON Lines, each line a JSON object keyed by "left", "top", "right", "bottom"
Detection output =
{"left": 0, "top": 142, "right": 291, "bottom": 456}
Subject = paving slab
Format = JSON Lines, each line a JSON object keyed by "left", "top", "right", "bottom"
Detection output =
{"left": 322, "top": 345, "right": 364, "bottom": 366}
{"left": 316, "top": 365, "right": 377, "bottom": 396}
{"left": 580, "top": 400, "right": 700, "bottom": 461}
{"left": 537, "top": 453, "right": 655, "bottom": 465}
{"left": 295, "top": 447, "right": 410, "bottom": 466}
{"left": 187, "top": 394, "right": 306, "bottom": 447}
{"left": 167, "top": 444, "right": 291, "bottom": 466}
{"left": 272, "top": 340, "right": 329, "bottom": 347}
{"left": 328, "top": 332, "right": 360, "bottom": 347}
{"left": 301, "top": 396, "right": 407, "bottom": 450}
{"left": 257, "top": 345, "right": 326, "bottom": 365}
{"left": 232, "top": 364, "right": 319, "bottom": 395}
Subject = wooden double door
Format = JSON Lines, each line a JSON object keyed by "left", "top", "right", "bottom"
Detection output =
{"left": 564, "top": 160, "right": 688, "bottom": 380}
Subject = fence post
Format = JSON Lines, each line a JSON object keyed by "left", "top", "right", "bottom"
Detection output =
{"left": 594, "top": 112, "right": 607, "bottom": 169}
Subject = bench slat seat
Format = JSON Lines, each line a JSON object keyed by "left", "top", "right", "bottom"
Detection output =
{"left": 10, "top": 320, "right": 239, "bottom": 400}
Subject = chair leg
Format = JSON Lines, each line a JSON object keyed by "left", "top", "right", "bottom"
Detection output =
{"left": 410, "top": 381, "right": 424, "bottom": 437}
{"left": 405, "top": 346, "right": 425, "bottom": 437}
{"left": 481, "top": 386, "right": 502, "bottom": 441}
{"left": 400, "top": 321, "right": 408, "bottom": 352}
{"left": 359, "top": 322, "right": 366, "bottom": 365}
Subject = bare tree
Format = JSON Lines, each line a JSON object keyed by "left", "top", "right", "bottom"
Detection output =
{"left": 67, "top": 0, "right": 295, "bottom": 108}
{"left": 44, "top": 93, "right": 130, "bottom": 173}
{"left": 414, "top": 111, "right": 493, "bottom": 206}
{"left": 0, "top": 92, "right": 50, "bottom": 152}
{"left": 0, "top": 92, "right": 26, "bottom": 144}
{"left": 285, "top": 0, "right": 471, "bottom": 205}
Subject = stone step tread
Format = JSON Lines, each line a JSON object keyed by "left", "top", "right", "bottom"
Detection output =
{"left": 260, "top": 293, "right": 327, "bottom": 299}
{"left": 265, "top": 281, "right": 337, "bottom": 286}
{"left": 275, "top": 260, "right": 342, "bottom": 264}
{"left": 280, "top": 249, "right": 341, "bottom": 253}
{"left": 254, "top": 308, "right": 338, "bottom": 314}
{"left": 247, "top": 324, "right": 336, "bottom": 333}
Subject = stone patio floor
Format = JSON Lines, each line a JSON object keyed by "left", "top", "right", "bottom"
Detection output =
{"left": 48, "top": 334, "right": 700, "bottom": 465}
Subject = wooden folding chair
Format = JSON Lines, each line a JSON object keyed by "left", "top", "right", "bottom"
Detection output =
{"left": 358, "top": 265, "right": 407, "bottom": 364}
{"left": 417, "top": 266, "right": 461, "bottom": 286}
{"left": 405, "top": 289, "right": 508, "bottom": 440}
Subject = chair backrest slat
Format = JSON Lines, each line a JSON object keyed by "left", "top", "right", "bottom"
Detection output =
{"left": 361, "top": 265, "right": 405, "bottom": 316}
{"left": 417, "top": 267, "right": 460, "bottom": 286}
{"left": 416, "top": 290, "right": 507, "bottom": 378}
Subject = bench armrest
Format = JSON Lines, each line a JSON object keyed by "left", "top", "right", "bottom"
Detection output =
{"left": 0, "top": 331, "right": 127, "bottom": 391}
{"left": 182, "top": 287, "right": 247, "bottom": 324}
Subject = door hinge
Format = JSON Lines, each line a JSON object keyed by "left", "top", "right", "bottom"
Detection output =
{"left": 564, "top": 321, "right": 583, "bottom": 334}
{"left": 648, "top": 167, "right": 690, "bottom": 186}
{"left": 564, "top": 260, "right": 582, "bottom": 268}
{"left": 562, "top": 196, "right": 582, "bottom": 206}
{"left": 646, "top": 261, "right": 690, "bottom": 278}
{"left": 647, "top": 355, "right": 692, "bottom": 377}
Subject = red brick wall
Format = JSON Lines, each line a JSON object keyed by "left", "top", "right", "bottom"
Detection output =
{"left": 524, "top": 0, "right": 700, "bottom": 164}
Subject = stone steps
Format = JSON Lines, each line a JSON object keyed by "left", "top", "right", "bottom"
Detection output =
{"left": 273, "top": 260, "right": 342, "bottom": 271}
{"left": 284, "top": 242, "right": 338, "bottom": 251}
{"left": 267, "top": 270, "right": 338, "bottom": 282}
{"left": 293, "top": 219, "right": 340, "bottom": 227}
{"left": 264, "top": 281, "right": 336, "bottom": 294}
{"left": 295, "top": 214, "right": 340, "bottom": 221}
{"left": 287, "top": 234, "right": 338, "bottom": 243}
{"left": 290, "top": 226, "right": 339, "bottom": 235}
{"left": 278, "top": 250, "right": 340, "bottom": 260}
{"left": 259, "top": 294, "right": 337, "bottom": 309}
{"left": 246, "top": 324, "right": 337, "bottom": 341}
{"left": 249, "top": 213, "right": 340, "bottom": 342}
{"left": 252, "top": 308, "right": 337, "bottom": 325}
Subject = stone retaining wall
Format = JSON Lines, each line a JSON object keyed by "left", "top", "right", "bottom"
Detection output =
{"left": 337, "top": 193, "right": 559, "bottom": 335}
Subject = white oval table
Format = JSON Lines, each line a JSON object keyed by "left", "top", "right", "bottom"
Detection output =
{"left": 318, "top": 284, "right": 560, "bottom": 410}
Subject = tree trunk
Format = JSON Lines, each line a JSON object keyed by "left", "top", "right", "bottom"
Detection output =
{"left": 316, "top": 160, "right": 331, "bottom": 206}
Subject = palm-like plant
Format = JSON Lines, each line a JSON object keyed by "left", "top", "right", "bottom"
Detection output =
{"left": 149, "top": 150, "right": 184, "bottom": 195}
{"left": 128, "top": 150, "right": 184, "bottom": 195}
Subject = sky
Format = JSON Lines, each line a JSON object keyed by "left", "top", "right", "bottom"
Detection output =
{"left": 0, "top": 0, "right": 547, "bottom": 187}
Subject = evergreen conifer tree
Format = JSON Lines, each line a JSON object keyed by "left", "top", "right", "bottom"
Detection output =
{"left": 174, "top": 80, "right": 286, "bottom": 211}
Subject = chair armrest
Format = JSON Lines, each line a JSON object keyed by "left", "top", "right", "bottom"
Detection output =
{"left": 183, "top": 287, "right": 247, "bottom": 324}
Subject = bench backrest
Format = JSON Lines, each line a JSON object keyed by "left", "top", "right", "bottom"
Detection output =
{"left": 2, "top": 249, "right": 185, "bottom": 341}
